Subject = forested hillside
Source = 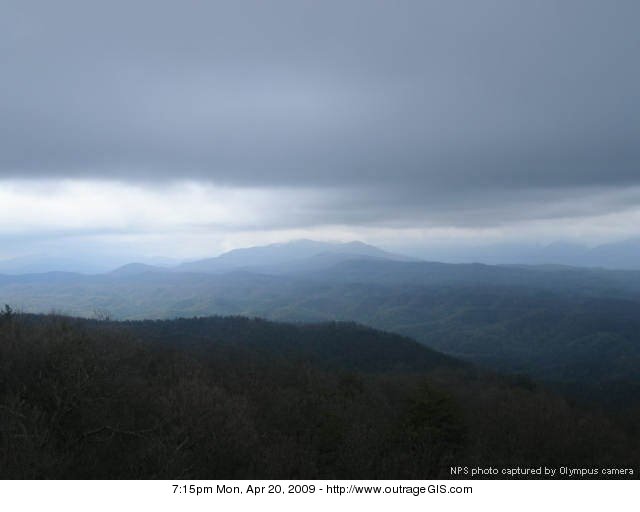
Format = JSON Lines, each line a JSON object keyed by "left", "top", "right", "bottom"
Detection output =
{"left": 1, "top": 311, "right": 637, "bottom": 479}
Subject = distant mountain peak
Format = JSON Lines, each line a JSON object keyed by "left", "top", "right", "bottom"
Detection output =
{"left": 174, "top": 239, "right": 413, "bottom": 274}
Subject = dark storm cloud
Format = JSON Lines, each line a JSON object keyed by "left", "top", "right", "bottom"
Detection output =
{"left": 1, "top": 0, "right": 639, "bottom": 225}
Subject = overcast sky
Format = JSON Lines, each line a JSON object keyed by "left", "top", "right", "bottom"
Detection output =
{"left": 1, "top": 1, "right": 639, "bottom": 261}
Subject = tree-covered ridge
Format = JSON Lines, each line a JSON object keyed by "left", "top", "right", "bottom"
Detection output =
{"left": 2, "top": 262, "right": 640, "bottom": 386}
{"left": 1, "top": 312, "right": 637, "bottom": 479}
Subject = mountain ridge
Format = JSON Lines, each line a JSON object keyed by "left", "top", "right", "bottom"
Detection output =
{"left": 173, "top": 239, "right": 413, "bottom": 274}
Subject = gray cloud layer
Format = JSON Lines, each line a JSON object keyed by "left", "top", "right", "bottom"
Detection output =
{"left": 2, "top": 0, "right": 639, "bottom": 227}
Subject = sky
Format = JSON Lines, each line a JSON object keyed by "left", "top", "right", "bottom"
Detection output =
{"left": 1, "top": 1, "right": 639, "bottom": 263}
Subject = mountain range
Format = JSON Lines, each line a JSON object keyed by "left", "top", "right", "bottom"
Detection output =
{"left": 2, "top": 239, "right": 640, "bottom": 392}
{"left": 5, "top": 236, "right": 640, "bottom": 276}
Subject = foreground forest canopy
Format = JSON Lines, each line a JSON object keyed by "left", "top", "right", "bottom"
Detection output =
{"left": 1, "top": 310, "right": 638, "bottom": 479}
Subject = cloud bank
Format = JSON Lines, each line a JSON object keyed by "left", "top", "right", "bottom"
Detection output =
{"left": 1, "top": 1, "right": 639, "bottom": 257}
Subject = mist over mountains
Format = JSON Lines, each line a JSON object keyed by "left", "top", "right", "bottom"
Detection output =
{"left": 420, "top": 238, "right": 640, "bottom": 269}
{"left": 2, "top": 239, "right": 640, "bottom": 395}
{"left": 170, "top": 239, "right": 413, "bottom": 275}
{"left": 0, "top": 254, "right": 179, "bottom": 276}
{"left": 106, "top": 239, "right": 411, "bottom": 276}
{"left": 4, "top": 237, "right": 640, "bottom": 277}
